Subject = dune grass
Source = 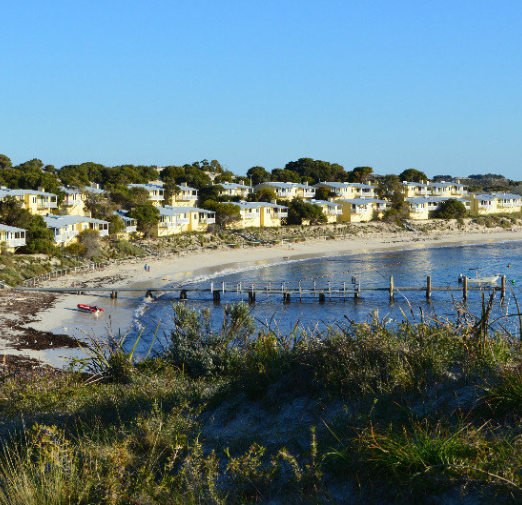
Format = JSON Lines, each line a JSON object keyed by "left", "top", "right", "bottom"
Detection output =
{"left": 0, "top": 302, "right": 520, "bottom": 503}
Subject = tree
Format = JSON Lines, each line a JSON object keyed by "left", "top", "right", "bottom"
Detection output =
{"left": 108, "top": 215, "right": 126, "bottom": 235}
{"left": 286, "top": 199, "right": 326, "bottom": 225}
{"left": 399, "top": 168, "right": 427, "bottom": 183}
{"left": 214, "top": 171, "right": 235, "bottom": 183}
{"left": 85, "top": 193, "right": 111, "bottom": 220}
{"left": 284, "top": 158, "right": 346, "bottom": 183}
{"left": 246, "top": 166, "right": 270, "bottom": 186}
{"left": 271, "top": 168, "right": 300, "bottom": 183}
{"left": 377, "top": 175, "right": 405, "bottom": 207}
{"left": 199, "top": 185, "right": 222, "bottom": 204}
{"left": 0, "top": 154, "right": 12, "bottom": 170}
{"left": 160, "top": 166, "right": 185, "bottom": 182}
{"left": 202, "top": 200, "right": 240, "bottom": 227}
{"left": 129, "top": 205, "right": 160, "bottom": 237}
{"left": 435, "top": 199, "right": 467, "bottom": 219}
{"left": 77, "top": 229, "right": 101, "bottom": 258}
{"left": 348, "top": 166, "right": 373, "bottom": 183}
{"left": 315, "top": 186, "right": 333, "bottom": 200}
{"left": 249, "top": 188, "right": 276, "bottom": 203}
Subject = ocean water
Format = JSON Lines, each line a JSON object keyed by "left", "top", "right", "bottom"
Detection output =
{"left": 129, "top": 240, "right": 522, "bottom": 354}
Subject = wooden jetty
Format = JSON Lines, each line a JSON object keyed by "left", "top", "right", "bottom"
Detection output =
{"left": 13, "top": 275, "right": 509, "bottom": 304}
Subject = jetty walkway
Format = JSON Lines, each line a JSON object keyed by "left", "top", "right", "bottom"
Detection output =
{"left": 14, "top": 275, "right": 510, "bottom": 304}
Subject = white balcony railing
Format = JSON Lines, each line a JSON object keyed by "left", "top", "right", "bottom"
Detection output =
{"left": 38, "top": 201, "right": 58, "bottom": 209}
{"left": 54, "top": 230, "right": 78, "bottom": 243}
{"left": 124, "top": 226, "right": 137, "bottom": 233}
{"left": 161, "top": 218, "right": 190, "bottom": 227}
{"left": 177, "top": 193, "right": 197, "bottom": 200}
{"left": 6, "top": 238, "right": 26, "bottom": 247}
{"left": 202, "top": 217, "right": 215, "bottom": 224}
{"left": 352, "top": 206, "right": 370, "bottom": 214}
{"left": 64, "top": 198, "right": 82, "bottom": 206}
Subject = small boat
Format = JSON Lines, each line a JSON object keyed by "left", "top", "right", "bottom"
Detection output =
{"left": 77, "top": 304, "right": 104, "bottom": 313}
{"left": 458, "top": 273, "right": 500, "bottom": 285}
{"left": 467, "top": 275, "right": 500, "bottom": 285}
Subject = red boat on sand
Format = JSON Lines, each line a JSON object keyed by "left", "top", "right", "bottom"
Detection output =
{"left": 77, "top": 304, "right": 104, "bottom": 313}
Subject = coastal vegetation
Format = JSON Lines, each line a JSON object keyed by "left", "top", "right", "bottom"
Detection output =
{"left": 0, "top": 300, "right": 521, "bottom": 503}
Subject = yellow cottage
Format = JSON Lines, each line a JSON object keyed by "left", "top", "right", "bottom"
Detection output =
{"left": 313, "top": 182, "right": 376, "bottom": 200}
{"left": 470, "top": 193, "right": 522, "bottom": 215}
{"left": 309, "top": 200, "right": 342, "bottom": 223}
{"left": 158, "top": 206, "right": 215, "bottom": 236}
{"left": 0, "top": 224, "right": 26, "bottom": 252}
{"left": 0, "top": 188, "right": 58, "bottom": 216}
{"left": 230, "top": 201, "right": 288, "bottom": 228}
{"left": 337, "top": 198, "right": 391, "bottom": 222}
{"left": 43, "top": 215, "right": 110, "bottom": 245}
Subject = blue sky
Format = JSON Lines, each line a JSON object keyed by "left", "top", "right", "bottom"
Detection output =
{"left": 2, "top": 0, "right": 522, "bottom": 178}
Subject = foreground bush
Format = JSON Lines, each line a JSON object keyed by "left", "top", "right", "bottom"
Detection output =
{"left": 0, "top": 304, "right": 519, "bottom": 503}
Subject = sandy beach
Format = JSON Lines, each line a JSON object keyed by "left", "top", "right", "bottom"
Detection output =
{"left": 2, "top": 224, "right": 522, "bottom": 369}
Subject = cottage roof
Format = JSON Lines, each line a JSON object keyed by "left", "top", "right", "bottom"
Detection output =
{"left": 0, "top": 223, "right": 26, "bottom": 233}
{"left": 314, "top": 182, "right": 376, "bottom": 190}
{"left": 0, "top": 188, "right": 57, "bottom": 198}
{"left": 337, "top": 198, "right": 390, "bottom": 205}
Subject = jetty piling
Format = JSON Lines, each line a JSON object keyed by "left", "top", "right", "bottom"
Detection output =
{"left": 426, "top": 276, "right": 432, "bottom": 302}
{"left": 389, "top": 276, "right": 394, "bottom": 302}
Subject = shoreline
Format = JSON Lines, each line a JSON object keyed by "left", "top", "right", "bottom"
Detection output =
{"left": 3, "top": 226, "right": 522, "bottom": 368}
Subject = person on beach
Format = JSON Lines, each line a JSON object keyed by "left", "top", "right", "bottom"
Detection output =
{"left": 144, "top": 264, "right": 148, "bottom": 271}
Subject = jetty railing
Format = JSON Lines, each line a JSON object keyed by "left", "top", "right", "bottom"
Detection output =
{"left": 14, "top": 275, "right": 510, "bottom": 304}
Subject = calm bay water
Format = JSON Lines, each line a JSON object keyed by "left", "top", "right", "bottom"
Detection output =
{"left": 132, "top": 241, "right": 522, "bottom": 352}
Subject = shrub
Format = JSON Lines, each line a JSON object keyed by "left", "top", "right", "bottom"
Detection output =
{"left": 435, "top": 199, "right": 467, "bottom": 219}
{"left": 166, "top": 303, "right": 254, "bottom": 378}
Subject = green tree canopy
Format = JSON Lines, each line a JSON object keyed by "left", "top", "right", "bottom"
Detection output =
{"left": 377, "top": 175, "right": 405, "bottom": 207}
{"left": 271, "top": 168, "right": 301, "bottom": 183}
{"left": 0, "top": 154, "right": 12, "bottom": 170}
{"left": 201, "top": 200, "right": 240, "bottom": 227}
{"left": 284, "top": 158, "right": 346, "bottom": 183}
{"left": 246, "top": 166, "right": 270, "bottom": 186}
{"left": 249, "top": 188, "right": 276, "bottom": 203}
{"left": 314, "top": 186, "right": 334, "bottom": 201}
{"left": 128, "top": 205, "right": 160, "bottom": 238}
{"left": 347, "top": 166, "right": 373, "bottom": 183}
{"left": 399, "top": 168, "right": 428, "bottom": 183}
{"left": 435, "top": 199, "right": 467, "bottom": 219}
{"left": 286, "top": 199, "right": 326, "bottom": 225}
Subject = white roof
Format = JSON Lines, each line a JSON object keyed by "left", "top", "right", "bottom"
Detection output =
{"left": 310, "top": 199, "right": 342, "bottom": 207}
{"left": 0, "top": 223, "right": 26, "bottom": 233}
{"left": 314, "top": 182, "right": 376, "bottom": 190}
{"left": 217, "top": 182, "right": 252, "bottom": 190}
{"left": 406, "top": 196, "right": 470, "bottom": 204}
{"left": 128, "top": 183, "right": 164, "bottom": 191}
{"left": 43, "top": 215, "right": 109, "bottom": 228}
{"left": 232, "top": 201, "right": 288, "bottom": 210}
{"left": 0, "top": 188, "right": 56, "bottom": 198}
{"left": 160, "top": 206, "right": 214, "bottom": 216}
{"left": 337, "top": 198, "right": 390, "bottom": 205}
{"left": 256, "top": 182, "right": 314, "bottom": 190}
